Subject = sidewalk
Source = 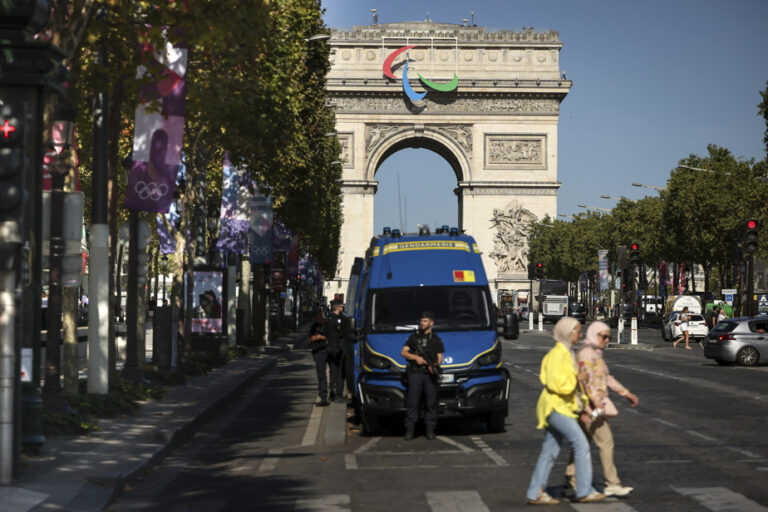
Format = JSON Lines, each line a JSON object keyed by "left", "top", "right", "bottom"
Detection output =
{"left": 2, "top": 326, "right": 310, "bottom": 512}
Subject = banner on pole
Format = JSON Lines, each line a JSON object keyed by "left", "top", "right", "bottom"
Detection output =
{"left": 249, "top": 193, "right": 273, "bottom": 264}
{"left": 217, "top": 153, "right": 250, "bottom": 254}
{"left": 598, "top": 250, "right": 609, "bottom": 291}
{"left": 125, "top": 41, "right": 188, "bottom": 212}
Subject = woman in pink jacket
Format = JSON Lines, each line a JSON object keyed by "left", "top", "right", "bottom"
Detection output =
{"left": 564, "top": 320, "right": 639, "bottom": 497}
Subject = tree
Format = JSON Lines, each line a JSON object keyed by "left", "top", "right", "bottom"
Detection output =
{"left": 758, "top": 81, "right": 768, "bottom": 156}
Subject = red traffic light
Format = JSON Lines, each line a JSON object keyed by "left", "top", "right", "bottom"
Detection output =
{"left": 536, "top": 262, "right": 543, "bottom": 268}
{"left": 747, "top": 220, "right": 757, "bottom": 229}
{"left": 630, "top": 243, "right": 639, "bottom": 250}
{"left": 0, "top": 119, "right": 17, "bottom": 139}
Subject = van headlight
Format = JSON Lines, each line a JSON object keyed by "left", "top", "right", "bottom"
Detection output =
{"left": 363, "top": 347, "right": 391, "bottom": 370}
{"left": 477, "top": 344, "right": 501, "bottom": 366}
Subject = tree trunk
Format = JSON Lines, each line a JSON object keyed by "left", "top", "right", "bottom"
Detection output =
{"left": 62, "top": 287, "right": 79, "bottom": 396}
{"left": 239, "top": 256, "right": 252, "bottom": 340}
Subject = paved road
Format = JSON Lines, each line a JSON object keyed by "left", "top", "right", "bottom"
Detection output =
{"left": 108, "top": 328, "right": 768, "bottom": 511}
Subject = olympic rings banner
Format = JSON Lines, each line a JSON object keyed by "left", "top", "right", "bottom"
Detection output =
{"left": 249, "top": 193, "right": 273, "bottom": 264}
{"left": 125, "top": 40, "right": 188, "bottom": 212}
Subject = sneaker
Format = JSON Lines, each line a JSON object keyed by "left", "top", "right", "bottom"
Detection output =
{"left": 527, "top": 492, "right": 559, "bottom": 505}
{"left": 577, "top": 492, "right": 606, "bottom": 503}
{"left": 316, "top": 399, "right": 329, "bottom": 407}
{"left": 604, "top": 484, "right": 633, "bottom": 497}
{"left": 404, "top": 429, "right": 415, "bottom": 441}
{"left": 425, "top": 429, "right": 436, "bottom": 440}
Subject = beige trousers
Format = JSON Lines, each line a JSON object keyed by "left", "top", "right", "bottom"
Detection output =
{"left": 565, "top": 417, "right": 621, "bottom": 487}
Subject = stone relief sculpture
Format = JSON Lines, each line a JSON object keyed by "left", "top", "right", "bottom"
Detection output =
{"left": 364, "top": 124, "right": 402, "bottom": 158}
{"left": 488, "top": 138, "right": 542, "bottom": 164}
{"left": 436, "top": 124, "right": 472, "bottom": 155}
{"left": 333, "top": 96, "right": 559, "bottom": 115}
{"left": 338, "top": 134, "right": 352, "bottom": 165}
{"left": 489, "top": 200, "right": 537, "bottom": 274}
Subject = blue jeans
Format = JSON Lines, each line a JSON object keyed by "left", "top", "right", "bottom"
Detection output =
{"left": 526, "top": 411, "right": 596, "bottom": 500}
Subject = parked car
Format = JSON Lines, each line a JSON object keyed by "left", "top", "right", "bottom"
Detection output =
{"left": 519, "top": 306, "right": 528, "bottom": 320}
{"left": 704, "top": 317, "right": 768, "bottom": 366}
{"left": 568, "top": 302, "right": 586, "bottom": 324}
{"left": 662, "top": 312, "right": 709, "bottom": 342}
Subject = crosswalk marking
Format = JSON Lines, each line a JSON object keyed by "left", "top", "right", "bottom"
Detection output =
{"left": 257, "top": 447, "right": 283, "bottom": 474}
{"left": 295, "top": 494, "right": 351, "bottom": 511}
{"left": 571, "top": 502, "right": 639, "bottom": 512}
{"left": 425, "top": 491, "right": 490, "bottom": 512}
{"left": 471, "top": 436, "right": 509, "bottom": 467}
{"left": 674, "top": 487, "right": 768, "bottom": 512}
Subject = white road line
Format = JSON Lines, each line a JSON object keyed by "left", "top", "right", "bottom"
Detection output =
{"left": 437, "top": 436, "right": 475, "bottom": 454}
{"left": 257, "top": 447, "right": 284, "bottom": 474}
{"left": 687, "top": 430, "right": 717, "bottom": 442}
{"left": 652, "top": 417, "right": 679, "bottom": 428}
{"left": 727, "top": 446, "right": 760, "bottom": 458}
{"left": 645, "top": 460, "right": 694, "bottom": 464}
{"left": 295, "top": 494, "right": 351, "bottom": 511}
{"left": 674, "top": 487, "right": 768, "bottom": 512}
{"left": 353, "top": 436, "right": 380, "bottom": 454}
{"left": 344, "top": 454, "right": 357, "bottom": 470}
{"left": 425, "top": 490, "right": 490, "bottom": 512}
{"left": 301, "top": 404, "right": 324, "bottom": 446}
{"left": 612, "top": 363, "right": 685, "bottom": 382}
{"left": 757, "top": 467, "right": 768, "bottom": 472}
{"left": 571, "top": 502, "right": 639, "bottom": 512}
{"left": 471, "top": 437, "right": 509, "bottom": 467}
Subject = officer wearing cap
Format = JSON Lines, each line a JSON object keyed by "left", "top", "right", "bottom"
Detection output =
{"left": 325, "top": 299, "right": 346, "bottom": 402}
{"left": 401, "top": 311, "right": 445, "bottom": 440}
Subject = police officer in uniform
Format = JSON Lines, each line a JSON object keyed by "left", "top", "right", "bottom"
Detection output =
{"left": 308, "top": 310, "right": 330, "bottom": 406}
{"left": 325, "top": 299, "right": 345, "bottom": 402}
{"left": 401, "top": 311, "right": 445, "bottom": 440}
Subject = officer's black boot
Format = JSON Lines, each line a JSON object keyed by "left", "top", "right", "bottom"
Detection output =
{"left": 404, "top": 428, "right": 415, "bottom": 441}
{"left": 425, "top": 428, "right": 436, "bottom": 440}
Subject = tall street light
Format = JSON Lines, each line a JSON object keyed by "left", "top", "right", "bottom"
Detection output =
{"left": 600, "top": 194, "right": 623, "bottom": 201}
{"left": 558, "top": 214, "right": 573, "bottom": 220}
{"left": 631, "top": 182, "right": 665, "bottom": 192}
{"left": 577, "top": 203, "right": 611, "bottom": 213}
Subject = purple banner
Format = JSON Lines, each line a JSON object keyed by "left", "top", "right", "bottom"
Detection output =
{"left": 156, "top": 199, "right": 181, "bottom": 254}
{"left": 125, "top": 42, "right": 188, "bottom": 212}
{"left": 217, "top": 153, "right": 250, "bottom": 254}
{"left": 249, "top": 193, "right": 273, "bottom": 264}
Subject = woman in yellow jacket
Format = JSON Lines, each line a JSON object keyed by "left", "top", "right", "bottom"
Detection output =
{"left": 525, "top": 316, "right": 605, "bottom": 504}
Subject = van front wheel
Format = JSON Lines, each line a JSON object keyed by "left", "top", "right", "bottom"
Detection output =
{"left": 487, "top": 411, "right": 506, "bottom": 433}
{"left": 362, "top": 412, "right": 383, "bottom": 436}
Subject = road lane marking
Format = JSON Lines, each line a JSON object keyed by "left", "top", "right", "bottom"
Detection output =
{"left": 344, "top": 454, "right": 357, "bottom": 470}
{"left": 257, "top": 447, "right": 283, "bottom": 474}
{"left": 353, "top": 436, "right": 380, "bottom": 454}
{"left": 437, "top": 435, "right": 475, "bottom": 454}
{"left": 687, "top": 430, "right": 717, "bottom": 442}
{"left": 674, "top": 487, "right": 768, "bottom": 512}
{"left": 611, "top": 364, "right": 685, "bottom": 382}
{"left": 572, "top": 502, "right": 639, "bottom": 511}
{"left": 301, "top": 403, "right": 324, "bottom": 446}
{"left": 295, "top": 494, "right": 351, "bottom": 511}
{"left": 727, "top": 446, "right": 760, "bottom": 458}
{"left": 645, "top": 460, "right": 693, "bottom": 463}
{"left": 425, "top": 490, "right": 490, "bottom": 512}
{"left": 652, "top": 418, "right": 679, "bottom": 428}
{"left": 471, "top": 436, "right": 509, "bottom": 467}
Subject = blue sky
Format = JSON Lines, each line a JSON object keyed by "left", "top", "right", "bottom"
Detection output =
{"left": 322, "top": 0, "right": 768, "bottom": 234}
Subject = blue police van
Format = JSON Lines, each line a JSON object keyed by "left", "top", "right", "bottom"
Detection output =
{"left": 346, "top": 226, "right": 518, "bottom": 435}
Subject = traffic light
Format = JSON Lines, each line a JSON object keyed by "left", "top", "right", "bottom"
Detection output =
{"left": 744, "top": 220, "right": 758, "bottom": 254}
{"left": 535, "top": 262, "right": 543, "bottom": 279}
{"left": 629, "top": 243, "right": 640, "bottom": 266}
{"left": 0, "top": 102, "right": 26, "bottom": 270}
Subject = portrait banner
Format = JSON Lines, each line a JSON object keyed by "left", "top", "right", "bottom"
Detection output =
{"left": 125, "top": 41, "right": 188, "bottom": 212}
{"left": 598, "top": 250, "right": 609, "bottom": 291}
{"left": 191, "top": 270, "right": 224, "bottom": 334}
{"left": 216, "top": 153, "right": 251, "bottom": 254}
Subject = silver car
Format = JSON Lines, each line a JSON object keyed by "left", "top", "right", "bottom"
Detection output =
{"left": 704, "top": 317, "right": 768, "bottom": 366}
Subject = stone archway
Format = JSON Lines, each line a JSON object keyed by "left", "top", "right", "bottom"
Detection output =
{"left": 326, "top": 21, "right": 571, "bottom": 299}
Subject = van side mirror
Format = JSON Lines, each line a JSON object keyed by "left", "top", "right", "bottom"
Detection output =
{"left": 503, "top": 313, "right": 519, "bottom": 340}
{"left": 345, "top": 316, "right": 358, "bottom": 342}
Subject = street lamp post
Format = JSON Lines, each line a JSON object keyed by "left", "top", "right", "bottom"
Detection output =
{"left": 576, "top": 203, "right": 611, "bottom": 213}
{"left": 42, "top": 99, "right": 76, "bottom": 412}
{"left": 599, "top": 195, "right": 623, "bottom": 201}
{"left": 631, "top": 182, "right": 665, "bottom": 192}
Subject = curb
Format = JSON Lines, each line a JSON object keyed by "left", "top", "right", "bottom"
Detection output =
{"left": 101, "top": 356, "right": 278, "bottom": 510}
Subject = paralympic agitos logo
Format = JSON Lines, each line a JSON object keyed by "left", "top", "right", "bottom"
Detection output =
{"left": 382, "top": 46, "right": 459, "bottom": 103}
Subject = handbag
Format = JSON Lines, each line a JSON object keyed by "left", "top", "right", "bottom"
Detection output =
{"left": 579, "top": 382, "right": 618, "bottom": 423}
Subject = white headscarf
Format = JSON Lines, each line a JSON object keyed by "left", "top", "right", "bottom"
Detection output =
{"left": 553, "top": 316, "right": 581, "bottom": 352}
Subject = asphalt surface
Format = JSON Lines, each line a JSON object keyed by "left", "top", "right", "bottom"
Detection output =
{"left": 107, "top": 326, "right": 768, "bottom": 512}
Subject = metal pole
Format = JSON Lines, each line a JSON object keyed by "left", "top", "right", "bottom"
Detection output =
{"left": 43, "top": 172, "right": 67, "bottom": 410}
{"left": 0, "top": 270, "right": 18, "bottom": 483}
{"left": 122, "top": 212, "right": 141, "bottom": 381}
{"left": 747, "top": 253, "right": 755, "bottom": 317}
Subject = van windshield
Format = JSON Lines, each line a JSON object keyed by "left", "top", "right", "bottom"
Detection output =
{"left": 370, "top": 286, "right": 491, "bottom": 332}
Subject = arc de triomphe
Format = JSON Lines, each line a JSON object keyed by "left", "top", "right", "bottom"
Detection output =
{"left": 326, "top": 21, "right": 571, "bottom": 300}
